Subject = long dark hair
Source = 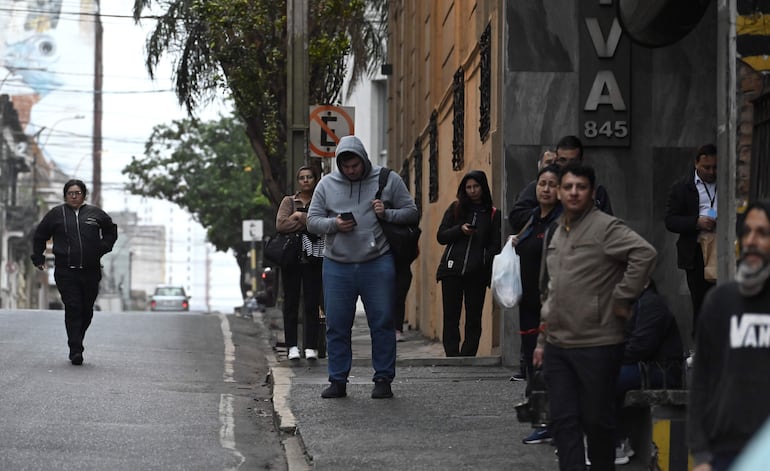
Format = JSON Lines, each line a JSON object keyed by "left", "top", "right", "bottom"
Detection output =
{"left": 454, "top": 170, "right": 493, "bottom": 219}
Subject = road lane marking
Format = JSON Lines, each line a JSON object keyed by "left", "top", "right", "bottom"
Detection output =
{"left": 219, "top": 393, "right": 245, "bottom": 470}
{"left": 219, "top": 313, "right": 236, "bottom": 383}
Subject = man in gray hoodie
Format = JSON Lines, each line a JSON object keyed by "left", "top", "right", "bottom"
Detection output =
{"left": 307, "top": 135, "right": 419, "bottom": 399}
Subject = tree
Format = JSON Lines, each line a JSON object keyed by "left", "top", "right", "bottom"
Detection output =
{"left": 122, "top": 114, "right": 273, "bottom": 285}
{"left": 131, "top": 0, "right": 387, "bottom": 209}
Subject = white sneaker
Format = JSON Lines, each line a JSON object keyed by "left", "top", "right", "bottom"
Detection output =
{"left": 288, "top": 346, "right": 301, "bottom": 360}
{"left": 305, "top": 348, "right": 318, "bottom": 360}
{"left": 686, "top": 350, "right": 695, "bottom": 367}
{"left": 615, "top": 438, "right": 634, "bottom": 465}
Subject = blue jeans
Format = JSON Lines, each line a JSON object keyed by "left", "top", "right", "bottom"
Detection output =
{"left": 322, "top": 254, "right": 396, "bottom": 383}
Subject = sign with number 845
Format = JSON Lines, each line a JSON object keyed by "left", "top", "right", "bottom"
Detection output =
{"left": 583, "top": 120, "right": 628, "bottom": 140}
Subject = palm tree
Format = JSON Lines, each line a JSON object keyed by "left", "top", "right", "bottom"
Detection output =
{"left": 131, "top": 0, "right": 388, "bottom": 208}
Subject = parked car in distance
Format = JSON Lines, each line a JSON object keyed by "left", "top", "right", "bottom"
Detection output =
{"left": 150, "top": 286, "right": 190, "bottom": 311}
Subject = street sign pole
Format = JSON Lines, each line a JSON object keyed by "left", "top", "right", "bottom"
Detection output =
{"left": 287, "top": 0, "right": 309, "bottom": 194}
{"left": 251, "top": 240, "right": 257, "bottom": 291}
{"left": 242, "top": 220, "right": 264, "bottom": 292}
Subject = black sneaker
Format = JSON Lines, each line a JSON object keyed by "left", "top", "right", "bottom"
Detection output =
{"left": 321, "top": 381, "right": 347, "bottom": 398}
{"left": 70, "top": 353, "right": 83, "bottom": 365}
{"left": 510, "top": 372, "right": 526, "bottom": 381}
{"left": 371, "top": 379, "right": 393, "bottom": 399}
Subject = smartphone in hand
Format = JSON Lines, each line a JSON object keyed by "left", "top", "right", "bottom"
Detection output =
{"left": 340, "top": 212, "right": 357, "bottom": 225}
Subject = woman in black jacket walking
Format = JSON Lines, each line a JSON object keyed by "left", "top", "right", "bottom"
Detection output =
{"left": 436, "top": 170, "right": 501, "bottom": 356}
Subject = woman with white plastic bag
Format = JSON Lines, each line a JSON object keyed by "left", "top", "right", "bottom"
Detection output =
{"left": 507, "top": 164, "right": 562, "bottom": 444}
{"left": 512, "top": 165, "right": 563, "bottom": 377}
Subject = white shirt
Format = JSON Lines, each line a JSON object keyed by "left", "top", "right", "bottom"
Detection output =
{"left": 694, "top": 172, "right": 717, "bottom": 219}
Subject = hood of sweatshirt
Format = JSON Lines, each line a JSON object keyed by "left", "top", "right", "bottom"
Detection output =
{"left": 335, "top": 135, "right": 373, "bottom": 180}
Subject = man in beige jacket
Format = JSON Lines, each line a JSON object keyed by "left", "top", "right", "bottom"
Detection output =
{"left": 533, "top": 162, "right": 656, "bottom": 471}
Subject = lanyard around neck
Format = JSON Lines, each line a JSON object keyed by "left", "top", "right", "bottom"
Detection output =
{"left": 700, "top": 181, "right": 716, "bottom": 208}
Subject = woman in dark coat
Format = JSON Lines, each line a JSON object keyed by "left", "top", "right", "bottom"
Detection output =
{"left": 436, "top": 170, "right": 501, "bottom": 357}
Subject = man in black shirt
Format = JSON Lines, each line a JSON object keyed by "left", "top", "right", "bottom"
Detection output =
{"left": 688, "top": 199, "right": 770, "bottom": 471}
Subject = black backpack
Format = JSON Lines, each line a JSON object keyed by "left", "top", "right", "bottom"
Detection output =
{"left": 375, "top": 168, "right": 421, "bottom": 267}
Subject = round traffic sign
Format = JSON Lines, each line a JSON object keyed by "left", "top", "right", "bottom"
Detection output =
{"left": 308, "top": 105, "right": 355, "bottom": 158}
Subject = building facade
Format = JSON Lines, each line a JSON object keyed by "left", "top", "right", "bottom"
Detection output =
{"left": 388, "top": 1, "right": 504, "bottom": 355}
{"left": 387, "top": 1, "right": 742, "bottom": 362}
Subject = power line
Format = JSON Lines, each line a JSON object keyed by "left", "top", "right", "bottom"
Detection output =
{"left": 0, "top": 4, "right": 167, "bottom": 21}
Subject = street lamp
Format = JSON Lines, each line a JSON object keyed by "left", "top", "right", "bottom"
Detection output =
{"left": 38, "top": 114, "right": 86, "bottom": 152}
{"left": 71, "top": 150, "right": 106, "bottom": 178}
{"left": 29, "top": 114, "right": 86, "bottom": 203}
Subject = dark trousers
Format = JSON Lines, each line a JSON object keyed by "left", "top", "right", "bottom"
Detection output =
{"left": 281, "top": 261, "right": 322, "bottom": 349}
{"left": 440, "top": 274, "right": 487, "bottom": 357}
{"left": 519, "top": 305, "right": 540, "bottom": 384}
{"left": 544, "top": 343, "right": 624, "bottom": 471}
{"left": 685, "top": 247, "right": 716, "bottom": 337}
{"left": 54, "top": 267, "right": 101, "bottom": 356}
{"left": 393, "top": 263, "right": 413, "bottom": 331}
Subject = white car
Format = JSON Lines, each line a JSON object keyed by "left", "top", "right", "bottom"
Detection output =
{"left": 150, "top": 286, "right": 190, "bottom": 311}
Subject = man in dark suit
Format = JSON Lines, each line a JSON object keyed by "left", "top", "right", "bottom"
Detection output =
{"left": 664, "top": 144, "right": 718, "bottom": 336}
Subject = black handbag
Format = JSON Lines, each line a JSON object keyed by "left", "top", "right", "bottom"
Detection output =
{"left": 264, "top": 233, "right": 300, "bottom": 266}
{"left": 375, "top": 168, "right": 421, "bottom": 267}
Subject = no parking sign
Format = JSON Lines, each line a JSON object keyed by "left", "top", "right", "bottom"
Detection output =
{"left": 308, "top": 105, "right": 355, "bottom": 158}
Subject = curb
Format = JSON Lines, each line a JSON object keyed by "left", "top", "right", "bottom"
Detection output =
{"left": 250, "top": 309, "right": 310, "bottom": 471}
{"left": 253, "top": 307, "right": 505, "bottom": 471}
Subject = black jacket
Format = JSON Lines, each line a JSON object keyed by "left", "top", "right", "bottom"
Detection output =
{"left": 623, "top": 285, "right": 684, "bottom": 365}
{"left": 31, "top": 204, "right": 118, "bottom": 270}
{"left": 664, "top": 169, "right": 700, "bottom": 270}
{"left": 436, "top": 202, "right": 501, "bottom": 285}
{"left": 515, "top": 204, "right": 562, "bottom": 312}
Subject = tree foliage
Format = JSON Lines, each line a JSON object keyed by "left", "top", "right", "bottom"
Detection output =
{"left": 122, "top": 115, "right": 273, "bottom": 277}
{"left": 131, "top": 0, "right": 387, "bottom": 209}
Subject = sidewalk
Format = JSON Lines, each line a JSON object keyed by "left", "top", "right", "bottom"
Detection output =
{"left": 255, "top": 305, "right": 647, "bottom": 471}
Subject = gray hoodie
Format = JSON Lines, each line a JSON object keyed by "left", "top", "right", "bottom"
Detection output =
{"left": 307, "top": 135, "right": 419, "bottom": 263}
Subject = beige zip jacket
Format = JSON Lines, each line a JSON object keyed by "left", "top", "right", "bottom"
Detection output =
{"left": 538, "top": 206, "right": 657, "bottom": 348}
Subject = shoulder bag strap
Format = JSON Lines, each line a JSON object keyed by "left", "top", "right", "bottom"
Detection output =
{"left": 375, "top": 168, "right": 392, "bottom": 200}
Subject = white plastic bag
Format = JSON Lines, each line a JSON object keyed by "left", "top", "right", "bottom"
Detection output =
{"left": 491, "top": 236, "right": 523, "bottom": 308}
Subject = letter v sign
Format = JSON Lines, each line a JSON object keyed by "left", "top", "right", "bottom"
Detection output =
{"left": 585, "top": 18, "right": 623, "bottom": 58}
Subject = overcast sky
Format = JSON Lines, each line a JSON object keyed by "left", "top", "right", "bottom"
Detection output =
{"left": 6, "top": 2, "right": 241, "bottom": 311}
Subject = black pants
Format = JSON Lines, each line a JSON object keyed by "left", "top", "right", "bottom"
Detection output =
{"left": 281, "top": 261, "right": 322, "bottom": 349}
{"left": 440, "top": 274, "right": 487, "bottom": 357}
{"left": 544, "top": 342, "right": 624, "bottom": 471}
{"left": 54, "top": 267, "right": 101, "bottom": 356}
{"left": 393, "top": 263, "right": 413, "bottom": 331}
{"left": 519, "top": 305, "right": 540, "bottom": 393}
{"left": 685, "top": 247, "right": 716, "bottom": 337}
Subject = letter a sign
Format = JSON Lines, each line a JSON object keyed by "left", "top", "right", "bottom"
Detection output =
{"left": 309, "top": 105, "right": 355, "bottom": 158}
{"left": 579, "top": 1, "right": 630, "bottom": 147}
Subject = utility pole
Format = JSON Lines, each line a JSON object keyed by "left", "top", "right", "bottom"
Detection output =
{"left": 286, "top": 0, "right": 309, "bottom": 194}
{"left": 92, "top": 0, "right": 104, "bottom": 207}
{"left": 716, "top": 0, "right": 737, "bottom": 282}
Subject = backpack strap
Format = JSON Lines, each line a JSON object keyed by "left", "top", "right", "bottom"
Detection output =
{"left": 375, "top": 168, "right": 392, "bottom": 200}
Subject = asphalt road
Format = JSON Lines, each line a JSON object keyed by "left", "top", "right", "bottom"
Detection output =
{"left": 0, "top": 308, "right": 286, "bottom": 471}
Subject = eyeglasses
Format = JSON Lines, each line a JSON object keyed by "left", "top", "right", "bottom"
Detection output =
{"left": 66, "top": 191, "right": 83, "bottom": 197}
{"left": 298, "top": 175, "right": 314, "bottom": 181}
